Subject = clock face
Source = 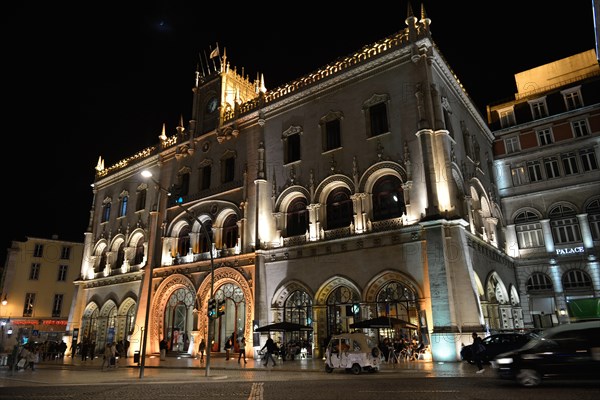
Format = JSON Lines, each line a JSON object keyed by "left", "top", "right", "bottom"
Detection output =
{"left": 207, "top": 96, "right": 218, "bottom": 114}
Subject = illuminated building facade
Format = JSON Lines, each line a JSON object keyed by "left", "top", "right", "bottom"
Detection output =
{"left": 68, "top": 6, "right": 521, "bottom": 362}
{"left": 489, "top": 49, "right": 600, "bottom": 328}
{"left": 0, "top": 236, "right": 83, "bottom": 351}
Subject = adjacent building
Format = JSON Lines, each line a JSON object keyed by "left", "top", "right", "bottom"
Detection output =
{"left": 0, "top": 236, "right": 83, "bottom": 352}
{"left": 488, "top": 49, "right": 600, "bottom": 328}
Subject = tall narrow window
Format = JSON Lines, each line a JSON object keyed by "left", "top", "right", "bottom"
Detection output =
{"left": 325, "top": 120, "right": 341, "bottom": 151}
{"left": 367, "top": 102, "right": 389, "bottom": 137}
{"left": 177, "top": 226, "right": 191, "bottom": 257}
{"left": 222, "top": 214, "right": 238, "bottom": 249}
{"left": 587, "top": 199, "right": 600, "bottom": 241}
{"left": 199, "top": 220, "right": 213, "bottom": 253}
{"left": 102, "top": 202, "right": 111, "bottom": 223}
{"left": 499, "top": 108, "right": 516, "bottom": 128}
{"left": 60, "top": 246, "right": 71, "bottom": 260}
{"left": 33, "top": 244, "right": 44, "bottom": 258}
{"left": 286, "top": 197, "right": 308, "bottom": 237}
{"left": 52, "top": 294, "right": 64, "bottom": 317}
{"left": 200, "top": 164, "right": 212, "bottom": 190}
{"left": 285, "top": 132, "right": 301, "bottom": 164}
{"left": 119, "top": 195, "right": 128, "bottom": 217}
{"left": 30, "top": 263, "right": 40, "bottom": 280}
{"left": 58, "top": 264, "right": 68, "bottom": 281}
{"left": 23, "top": 293, "right": 35, "bottom": 317}
{"left": 222, "top": 156, "right": 235, "bottom": 183}
{"left": 179, "top": 172, "right": 190, "bottom": 196}
{"left": 136, "top": 187, "right": 147, "bottom": 211}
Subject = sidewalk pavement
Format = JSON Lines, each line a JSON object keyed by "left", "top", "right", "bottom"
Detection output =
{"left": 0, "top": 353, "right": 481, "bottom": 387}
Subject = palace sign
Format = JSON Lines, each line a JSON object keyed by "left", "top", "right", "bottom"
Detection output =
{"left": 555, "top": 246, "right": 584, "bottom": 255}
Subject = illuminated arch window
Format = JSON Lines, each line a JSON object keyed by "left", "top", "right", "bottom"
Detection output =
{"left": 177, "top": 225, "right": 191, "bottom": 256}
{"left": 222, "top": 214, "right": 238, "bottom": 249}
{"left": 525, "top": 273, "right": 553, "bottom": 291}
{"left": 549, "top": 205, "right": 581, "bottom": 244}
{"left": 514, "top": 211, "right": 543, "bottom": 248}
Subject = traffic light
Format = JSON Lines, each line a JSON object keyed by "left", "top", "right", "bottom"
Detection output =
{"left": 207, "top": 298, "right": 216, "bottom": 319}
{"left": 217, "top": 300, "right": 226, "bottom": 317}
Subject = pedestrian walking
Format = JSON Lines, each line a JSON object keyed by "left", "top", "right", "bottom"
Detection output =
{"left": 260, "top": 336, "right": 277, "bottom": 367}
{"left": 101, "top": 343, "right": 115, "bottom": 370}
{"left": 471, "top": 332, "right": 486, "bottom": 373}
{"left": 238, "top": 336, "right": 247, "bottom": 364}
{"left": 159, "top": 339, "right": 168, "bottom": 361}
{"left": 224, "top": 335, "right": 233, "bottom": 360}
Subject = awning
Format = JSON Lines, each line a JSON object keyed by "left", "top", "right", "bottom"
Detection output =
{"left": 349, "top": 316, "right": 418, "bottom": 330}
{"left": 254, "top": 321, "right": 313, "bottom": 332}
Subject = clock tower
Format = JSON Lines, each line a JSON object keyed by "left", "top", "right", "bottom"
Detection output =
{"left": 191, "top": 48, "right": 262, "bottom": 138}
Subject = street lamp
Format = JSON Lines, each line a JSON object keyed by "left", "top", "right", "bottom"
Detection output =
{"left": 141, "top": 170, "right": 216, "bottom": 377}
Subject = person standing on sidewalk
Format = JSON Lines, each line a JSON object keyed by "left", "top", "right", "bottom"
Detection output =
{"left": 159, "top": 339, "right": 168, "bottom": 361}
{"left": 471, "top": 332, "right": 486, "bottom": 374}
{"left": 238, "top": 336, "right": 247, "bottom": 364}
{"left": 198, "top": 338, "right": 206, "bottom": 363}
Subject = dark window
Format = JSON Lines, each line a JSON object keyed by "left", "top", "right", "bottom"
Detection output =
{"left": 324, "top": 119, "right": 341, "bottom": 151}
{"left": 180, "top": 173, "right": 190, "bottom": 196}
{"left": 285, "top": 133, "right": 301, "bottom": 164}
{"left": 136, "top": 188, "right": 147, "bottom": 211}
{"left": 60, "top": 246, "right": 71, "bottom": 260}
{"left": 30, "top": 263, "right": 40, "bottom": 280}
{"left": 199, "top": 220, "right": 213, "bottom": 253}
{"left": 587, "top": 199, "right": 600, "bottom": 241}
{"left": 23, "top": 293, "right": 35, "bottom": 317}
{"left": 200, "top": 165, "right": 212, "bottom": 190}
{"left": 562, "top": 152, "right": 579, "bottom": 175}
{"left": 102, "top": 203, "right": 111, "bottom": 223}
{"left": 134, "top": 238, "right": 145, "bottom": 265}
{"left": 115, "top": 242, "right": 125, "bottom": 268}
{"left": 222, "top": 215, "right": 238, "bottom": 249}
{"left": 52, "top": 294, "right": 63, "bottom": 317}
{"left": 526, "top": 273, "right": 553, "bottom": 291}
{"left": 286, "top": 197, "right": 308, "bottom": 237}
{"left": 544, "top": 157, "right": 560, "bottom": 179}
{"left": 222, "top": 157, "right": 235, "bottom": 183}
{"left": 372, "top": 176, "right": 405, "bottom": 221}
{"left": 326, "top": 187, "right": 353, "bottom": 229}
{"left": 368, "top": 103, "right": 389, "bottom": 137}
{"left": 33, "top": 244, "right": 44, "bottom": 258}
{"left": 58, "top": 265, "right": 68, "bottom": 281}
{"left": 177, "top": 226, "right": 191, "bottom": 257}
{"left": 580, "top": 149, "right": 598, "bottom": 171}
{"left": 562, "top": 269, "right": 592, "bottom": 290}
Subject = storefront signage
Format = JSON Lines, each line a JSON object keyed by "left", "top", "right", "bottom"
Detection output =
{"left": 555, "top": 246, "right": 584, "bottom": 255}
{"left": 11, "top": 319, "right": 67, "bottom": 325}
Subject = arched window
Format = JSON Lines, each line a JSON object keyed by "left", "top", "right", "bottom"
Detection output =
{"left": 199, "top": 220, "right": 213, "bottom": 253}
{"left": 133, "top": 237, "right": 145, "bottom": 265}
{"left": 286, "top": 197, "right": 308, "bottom": 237}
{"left": 115, "top": 241, "right": 125, "bottom": 269}
{"left": 326, "top": 286, "right": 360, "bottom": 336}
{"left": 119, "top": 196, "right": 128, "bottom": 217}
{"left": 177, "top": 226, "right": 191, "bottom": 256}
{"left": 326, "top": 187, "right": 353, "bottom": 229}
{"left": 562, "top": 269, "right": 592, "bottom": 290}
{"left": 549, "top": 205, "right": 581, "bottom": 244}
{"left": 525, "top": 273, "right": 553, "bottom": 291}
{"left": 222, "top": 214, "right": 238, "bottom": 249}
{"left": 587, "top": 199, "right": 600, "bottom": 240}
{"left": 136, "top": 188, "right": 147, "bottom": 211}
{"left": 514, "top": 211, "right": 544, "bottom": 248}
{"left": 284, "top": 290, "right": 313, "bottom": 343}
{"left": 372, "top": 176, "right": 405, "bottom": 221}
{"left": 102, "top": 203, "right": 111, "bottom": 223}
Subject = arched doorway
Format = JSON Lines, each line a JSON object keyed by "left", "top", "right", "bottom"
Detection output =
{"left": 164, "top": 288, "right": 195, "bottom": 352}
{"left": 213, "top": 282, "right": 246, "bottom": 353}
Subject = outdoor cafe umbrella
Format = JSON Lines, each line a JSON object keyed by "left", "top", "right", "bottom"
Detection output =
{"left": 254, "top": 321, "right": 313, "bottom": 332}
{"left": 349, "top": 316, "right": 418, "bottom": 330}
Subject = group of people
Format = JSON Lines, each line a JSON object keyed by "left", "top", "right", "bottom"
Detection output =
{"left": 379, "top": 336, "right": 427, "bottom": 362}
{"left": 196, "top": 333, "right": 247, "bottom": 364}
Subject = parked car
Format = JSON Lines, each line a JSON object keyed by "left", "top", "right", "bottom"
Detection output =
{"left": 324, "top": 332, "right": 380, "bottom": 374}
{"left": 491, "top": 320, "right": 600, "bottom": 387}
{"left": 461, "top": 332, "right": 537, "bottom": 364}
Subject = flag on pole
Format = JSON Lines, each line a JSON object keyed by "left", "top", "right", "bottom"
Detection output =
{"left": 209, "top": 45, "right": 220, "bottom": 59}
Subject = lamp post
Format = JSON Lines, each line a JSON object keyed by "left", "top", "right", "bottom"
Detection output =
{"left": 141, "top": 170, "right": 216, "bottom": 377}
{"left": 138, "top": 177, "right": 163, "bottom": 379}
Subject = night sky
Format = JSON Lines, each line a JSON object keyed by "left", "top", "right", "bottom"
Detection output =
{"left": 1, "top": 1, "right": 596, "bottom": 266}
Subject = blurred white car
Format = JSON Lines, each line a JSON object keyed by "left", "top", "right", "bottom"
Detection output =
{"left": 324, "top": 332, "right": 381, "bottom": 374}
